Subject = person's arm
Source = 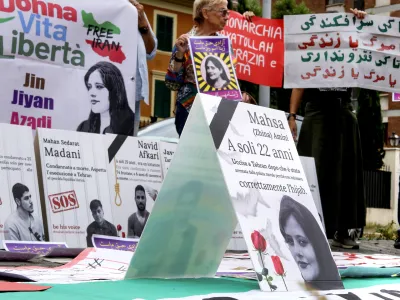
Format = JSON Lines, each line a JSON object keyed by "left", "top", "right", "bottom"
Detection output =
{"left": 111, "top": 223, "right": 118, "bottom": 237}
{"left": 288, "top": 88, "right": 304, "bottom": 142}
{"left": 165, "top": 43, "right": 188, "bottom": 91}
{"left": 86, "top": 226, "right": 93, "bottom": 247}
{"left": 4, "top": 222, "right": 20, "bottom": 240}
{"left": 127, "top": 216, "right": 135, "bottom": 238}
{"left": 129, "top": 0, "right": 156, "bottom": 55}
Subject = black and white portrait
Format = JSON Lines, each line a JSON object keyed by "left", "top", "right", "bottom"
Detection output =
{"left": 4, "top": 183, "right": 44, "bottom": 241}
{"left": 86, "top": 199, "right": 117, "bottom": 247}
{"left": 279, "top": 195, "right": 343, "bottom": 290}
{"left": 77, "top": 61, "right": 135, "bottom": 136}
{"left": 127, "top": 185, "right": 151, "bottom": 238}
{"left": 201, "top": 55, "right": 230, "bottom": 89}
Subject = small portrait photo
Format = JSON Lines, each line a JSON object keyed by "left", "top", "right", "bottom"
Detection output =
{"left": 200, "top": 55, "right": 231, "bottom": 89}
{"left": 77, "top": 61, "right": 135, "bottom": 136}
{"left": 278, "top": 195, "right": 343, "bottom": 290}
{"left": 4, "top": 183, "right": 44, "bottom": 241}
{"left": 86, "top": 199, "right": 117, "bottom": 247}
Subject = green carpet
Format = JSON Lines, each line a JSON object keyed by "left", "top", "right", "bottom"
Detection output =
{"left": 2, "top": 277, "right": 400, "bottom": 299}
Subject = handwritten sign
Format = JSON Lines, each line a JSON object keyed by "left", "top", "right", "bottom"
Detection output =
{"left": 284, "top": 13, "right": 400, "bottom": 92}
{"left": 92, "top": 234, "right": 138, "bottom": 252}
{"left": 221, "top": 11, "right": 284, "bottom": 87}
{"left": 189, "top": 37, "right": 242, "bottom": 100}
{"left": 3, "top": 240, "right": 67, "bottom": 255}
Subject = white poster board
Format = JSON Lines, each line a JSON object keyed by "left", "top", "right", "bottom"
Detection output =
{"left": 0, "top": 0, "right": 137, "bottom": 134}
{"left": 36, "top": 128, "right": 161, "bottom": 247}
{"left": 0, "top": 124, "right": 44, "bottom": 244}
{"left": 127, "top": 94, "right": 342, "bottom": 292}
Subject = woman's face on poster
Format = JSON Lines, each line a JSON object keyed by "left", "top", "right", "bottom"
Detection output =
{"left": 87, "top": 70, "right": 110, "bottom": 114}
{"left": 206, "top": 60, "right": 223, "bottom": 81}
{"left": 284, "top": 215, "right": 319, "bottom": 281}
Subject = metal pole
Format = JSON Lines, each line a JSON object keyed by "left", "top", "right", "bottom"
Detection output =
{"left": 259, "top": 0, "right": 271, "bottom": 107}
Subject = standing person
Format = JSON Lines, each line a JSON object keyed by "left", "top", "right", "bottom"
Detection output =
{"left": 4, "top": 183, "right": 44, "bottom": 241}
{"left": 77, "top": 61, "right": 135, "bottom": 135}
{"left": 288, "top": 9, "right": 367, "bottom": 249}
{"left": 165, "top": 0, "right": 255, "bottom": 136}
{"left": 127, "top": 185, "right": 150, "bottom": 238}
{"left": 129, "top": 0, "right": 157, "bottom": 136}
{"left": 86, "top": 199, "right": 117, "bottom": 247}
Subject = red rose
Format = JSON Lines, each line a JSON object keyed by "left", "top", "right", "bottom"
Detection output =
{"left": 122, "top": 232, "right": 126, "bottom": 238}
{"left": 117, "top": 224, "right": 122, "bottom": 231}
{"left": 251, "top": 230, "right": 267, "bottom": 252}
{"left": 271, "top": 255, "right": 285, "bottom": 276}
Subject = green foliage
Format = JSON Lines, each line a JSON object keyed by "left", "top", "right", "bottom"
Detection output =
{"left": 363, "top": 221, "right": 397, "bottom": 240}
{"left": 357, "top": 89, "right": 385, "bottom": 170}
{"left": 272, "top": 0, "right": 312, "bottom": 19}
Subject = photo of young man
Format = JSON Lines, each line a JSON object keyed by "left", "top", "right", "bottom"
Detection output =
{"left": 4, "top": 183, "right": 44, "bottom": 241}
{"left": 127, "top": 185, "right": 151, "bottom": 238}
{"left": 86, "top": 199, "right": 117, "bottom": 247}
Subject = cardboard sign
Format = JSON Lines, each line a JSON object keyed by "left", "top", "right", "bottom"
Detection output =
{"left": 284, "top": 13, "right": 400, "bottom": 92}
{"left": 36, "top": 128, "right": 161, "bottom": 247}
{"left": 0, "top": 124, "right": 44, "bottom": 244}
{"left": 160, "top": 141, "right": 177, "bottom": 178}
{"left": 0, "top": 0, "right": 138, "bottom": 134}
{"left": 221, "top": 11, "right": 284, "bottom": 87}
{"left": 127, "top": 94, "right": 342, "bottom": 292}
{"left": 189, "top": 36, "right": 241, "bottom": 100}
{"left": 92, "top": 234, "right": 138, "bottom": 252}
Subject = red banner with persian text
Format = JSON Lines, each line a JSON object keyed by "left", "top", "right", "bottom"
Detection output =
{"left": 221, "top": 11, "right": 284, "bottom": 87}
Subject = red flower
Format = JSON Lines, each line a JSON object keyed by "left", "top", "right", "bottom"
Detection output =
{"left": 122, "top": 232, "right": 126, "bottom": 238}
{"left": 271, "top": 256, "right": 285, "bottom": 276}
{"left": 251, "top": 230, "right": 267, "bottom": 252}
{"left": 117, "top": 224, "right": 122, "bottom": 231}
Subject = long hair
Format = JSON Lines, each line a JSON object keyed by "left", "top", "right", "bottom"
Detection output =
{"left": 279, "top": 195, "right": 341, "bottom": 289}
{"left": 205, "top": 56, "right": 229, "bottom": 87}
{"left": 84, "top": 61, "right": 134, "bottom": 134}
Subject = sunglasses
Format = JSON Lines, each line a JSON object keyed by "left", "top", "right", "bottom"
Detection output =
{"left": 211, "top": 8, "right": 230, "bottom": 17}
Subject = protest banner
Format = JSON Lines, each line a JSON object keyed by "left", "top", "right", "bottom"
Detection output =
{"left": 0, "top": 0, "right": 137, "bottom": 134}
{"left": 284, "top": 13, "right": 400, "bottom": 92}
{"left": 126, "top": 94, "right": 341, "bottom": 292}
{"left": 221, "top": 11, "right": 284, "bottom": 87}
{"left": 0, "top": 124, "right": 44, "bottom": 244}
{"left": 189, "top": 36, "right": 241, "bottom": 100}
{"left": 36, "top": 128, "right": 161, "bottom": 248}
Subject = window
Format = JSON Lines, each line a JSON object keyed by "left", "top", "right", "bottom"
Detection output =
{"left": 156, "top": 15, "right": 174, "bottom": 52}
{"left": 153, "top": 79, "right": 171, "bottom": 118}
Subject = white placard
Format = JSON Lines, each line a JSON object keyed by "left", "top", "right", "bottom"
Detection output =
{"left": 128, "top": 94, "right": 342, "bottom": 292}
{"left": 0, "top": 0, "right": 137, "bottom": 134}
{"left": 0, "top": 124, "right": 44, "bottom": 243}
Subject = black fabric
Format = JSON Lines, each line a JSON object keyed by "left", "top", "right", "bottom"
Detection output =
{"left": 209, "top": 99, "right": 239, "bottom": 150}
{"left": 297, "top": 89, "right": 366, "bottom": 238}
{"left": 108, "top": 135, "right": 129, "bottom": 163}
{"left": 175, "top": 102, "right": 189, "bottom": 137}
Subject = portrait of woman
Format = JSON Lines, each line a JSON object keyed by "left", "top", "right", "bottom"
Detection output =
{"left": 279, "top": 195, "right": 343, "bottom": 290}
{"left": 77, "top": 61, "right": 135, "bottom": 135}
{"left": 204, "top": 55, "right": 230, "bottom": 89}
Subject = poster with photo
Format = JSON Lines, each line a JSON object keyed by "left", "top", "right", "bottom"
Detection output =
{"left": 36, "top": 128, "right": 111, "bottom": 248}
{"left": 188, "top": 36, "right": 241, "bottom": 100}
{"left": 202, "top": 97, "right": 342, "bottom": 291}
{"left": 104, "top": 135, "right": 163, "bottom": 239}
{"left": 0, "top": 0, "right": 137, "bottom": 134}
{"left": 0, "top": 124, "right": 44, "bottom": 244}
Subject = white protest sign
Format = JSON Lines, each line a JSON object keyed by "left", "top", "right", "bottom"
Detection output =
{"left": 36, "top": 128, "right": 161, "bottom": 247}
{"left": 0, "top": 0, "right": 137, "bottom": 134}
{"left": 160, "top": 141, "right": 177, "bottom": 178}
{"left": 127, "top": 94, "right": 341, "bottom": 292}
{"left": 0, "top": 124, "right": 44, "bottom": 243}
{"left": 284, "top": 14, "right": 400, "bottom": 92}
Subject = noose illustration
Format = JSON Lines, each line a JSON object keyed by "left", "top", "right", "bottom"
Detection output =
{"left": 114, "top": 158, "right": 122, "bottom": 206}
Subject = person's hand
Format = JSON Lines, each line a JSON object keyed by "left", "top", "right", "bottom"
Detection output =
{"left": 350, "top": 8, "right": 367, "bottom": 19}
{"left": 175, "top": 34, "right": 189, "bottom": 55}
{"left": 243, "top": 11, "right": 255, "bottom": 22}
{"left": 288, "top": 117, "right": 297, "bottom": 142}
{"left": 129, "top": 0, "right": 147, "bottom": 27}
{"left": 241, "top": 92, "right": 256, "bottom": 104}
